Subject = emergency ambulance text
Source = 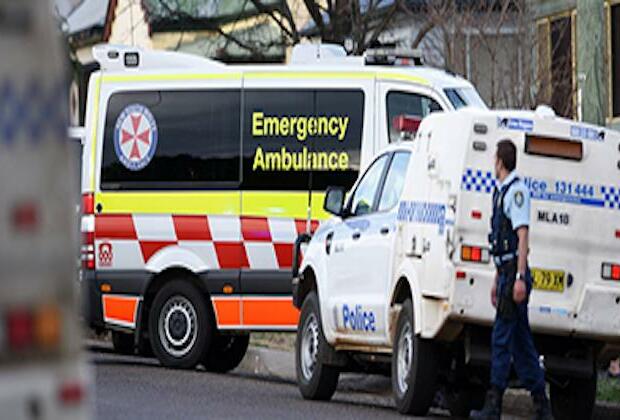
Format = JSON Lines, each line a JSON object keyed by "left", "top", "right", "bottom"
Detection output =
{"left": 252, "top": 112, "right": 350, "bottom": 142}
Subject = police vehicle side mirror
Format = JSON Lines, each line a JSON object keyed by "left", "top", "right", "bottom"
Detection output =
{"left": 324, "top": 186, "right": 346, "bottom": 217}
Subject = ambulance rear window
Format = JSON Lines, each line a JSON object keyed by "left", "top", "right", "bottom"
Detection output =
{"left": 525, "top": 135, "right": 583, "bottom": 161}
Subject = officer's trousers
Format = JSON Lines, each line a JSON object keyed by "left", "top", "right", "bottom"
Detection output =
{"left": 490, "top": 271, "right": 546, "bottom": 395}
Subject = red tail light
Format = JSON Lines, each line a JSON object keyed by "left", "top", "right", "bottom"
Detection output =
{"left": 7, "top": 309, "right": 34, "bottom": 351}
{"left": 59, "top": 381, "right": 84, "bottom": 406}
{"left": 602, "top": 263, "right": 620, "bottom": 281}
{"left": 82, "top": 193, "right": 94, "bottom": 215}
{"left": 81, "top": 231, "right": 95, "bottom": 270}
{"left": 461, "top": 245, "right": 490, "bottom": 263}
{"left": 471, "top": 210, "right": 482, "bottom": 220}
{"left": 11, "top": 201, "right": 39, "bottom": 233}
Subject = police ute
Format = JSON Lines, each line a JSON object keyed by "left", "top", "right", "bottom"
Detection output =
{"left": 293, "top": 106, "right": 620, "bottom": 419}
{"left": 79, "top": 42, "right": 487, "bottom": 371}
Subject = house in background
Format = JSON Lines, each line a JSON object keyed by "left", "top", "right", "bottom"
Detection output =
{"left": 532, "top": 0, "right": 613, "bottom": 128}
{"left": 61, "top": 0, "right": 291, "bottom": 126}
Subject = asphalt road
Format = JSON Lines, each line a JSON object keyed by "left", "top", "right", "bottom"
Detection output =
{"left": 89, "top": 343, "right": 439, "bottom": 420}
{"left": 89, "top": 343, "right": 619, "bottom": 420}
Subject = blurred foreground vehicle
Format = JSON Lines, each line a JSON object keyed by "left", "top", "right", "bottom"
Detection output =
{"left": 0, "top": 1, "right": 88, "bottom": 419}
{"left": 294, "top": 107, "right": 620, "bottom": 419}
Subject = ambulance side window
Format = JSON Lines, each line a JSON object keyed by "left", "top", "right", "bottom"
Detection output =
{"left": 348, "top": 154, "right": 389, "bottom": 217}
{"left": 377, "top": 151, "right": 411, "bottom": 212}
{"left": 241, "top": 89, "right": 364, "bottom": 191}
{"left": 387, "top": 91, "right": 441, "bottom": 143}
{"left": 101, "top": 90, "right": 241, "bottom": 190}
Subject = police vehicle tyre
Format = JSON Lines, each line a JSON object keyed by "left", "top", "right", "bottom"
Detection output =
{"left": 445, "top": 386, "right": 485, "bottom": 418}
{"left": 391, "top": 299, "right": 438, "bottom": 415}
{"left": 149, "top": 279, "right": 214, "bottom": 369}
{"left": 550, "top": 373, "right": 597, "bottom": 420}
{"left": 295, "top": 291, "right": 340, "bottom": 401}
{"left": 203, "top": 333, "right": 250, "bottom": 373}
{"left": 111, "top": 331, "right": 135, "bottom": 355}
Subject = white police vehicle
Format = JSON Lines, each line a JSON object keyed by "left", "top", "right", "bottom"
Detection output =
{"left": 293, "top": 106, "right": 620, "bottom": 419}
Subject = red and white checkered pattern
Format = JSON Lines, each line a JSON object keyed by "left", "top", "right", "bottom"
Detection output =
{"left": 92, "top": 214, "right": 318, "bottom": 271}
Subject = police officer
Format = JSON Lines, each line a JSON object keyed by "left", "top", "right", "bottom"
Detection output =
{"left": 471, "top": 140, "right": 552, "bottom": 420}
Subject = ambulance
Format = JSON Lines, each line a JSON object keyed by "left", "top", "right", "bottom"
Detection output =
{"left": 0, "top": 1, "right": 88, "bottom": 419}
{"left": 293, "top": 107, "right": 620, "bottom": 419}
{"left": 79, "top": 42, "right": 487, "bottom": 370}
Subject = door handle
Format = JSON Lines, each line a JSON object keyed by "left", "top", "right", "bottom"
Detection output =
{"left": 380, "top": 226, "right": 390, "bottom": 235}
{"left": 352, "top": 231, "right": 361, "bottom": 240}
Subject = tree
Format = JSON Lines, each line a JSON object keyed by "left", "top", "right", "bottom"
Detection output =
{"left": 146, "top": 0, "right": 409, "bottom": 56}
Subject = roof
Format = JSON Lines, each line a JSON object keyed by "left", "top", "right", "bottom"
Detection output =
{"left": 63, "top": 0, "right": 111, "bottom": 35}
{"left": 92, "top": 44, "right": 475, "bottom": 91}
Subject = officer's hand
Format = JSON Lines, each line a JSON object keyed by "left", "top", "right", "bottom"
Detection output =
{"left": 513, "top": 279, "right": 526, "bottom": 304}
{"left": 491, "top": 280, "right": 497, "bottom": 308}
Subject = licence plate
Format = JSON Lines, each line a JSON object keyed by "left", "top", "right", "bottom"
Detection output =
{"left": 532, "top": 268, "right": 565, "bottom": 292}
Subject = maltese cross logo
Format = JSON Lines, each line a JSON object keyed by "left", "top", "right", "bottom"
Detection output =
{"left": 114, "top": 104, "right": 158, "bottom": 171}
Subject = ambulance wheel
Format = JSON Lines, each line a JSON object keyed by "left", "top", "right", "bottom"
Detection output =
{"left": 392, "top": 299, "right": 438, "bottom": 415}
{"left": 295, "top": 291, "right": 339, "bottom": 400}
{"left": 203, "top": 333, "right": 250, "bottom": 373}
{"left": 111, "top": 331, "right": 134, "bottom": 355}
{"left": 149, "top": 280, "right": 214, "bottom": 369}
{"left": 550, "top": 374, "right": 597, "bottom": 420}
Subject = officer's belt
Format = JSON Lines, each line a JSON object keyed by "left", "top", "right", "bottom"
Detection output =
{"left": 494, "top": 252, "right": 517, "bottom": 268}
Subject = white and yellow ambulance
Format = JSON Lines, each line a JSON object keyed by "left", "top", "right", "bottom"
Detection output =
{"left": 294, "top": 106, "right": 620, "bottom": 419}
{"left": 0, "top": 1, "right": 88, "bottom": 419}
{"left": 79, "top": 42, "right": 487, "bottom": 369}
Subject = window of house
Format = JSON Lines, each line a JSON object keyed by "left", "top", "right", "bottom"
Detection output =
{"left": 611, "top": 3, "right": 620, "bottom": 117}
{"left": 550, "top": 15, "right": 574, "bottom": 118}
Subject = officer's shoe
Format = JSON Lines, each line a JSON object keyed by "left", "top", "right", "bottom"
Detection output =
{"left": 531, "top": 391, "right": 552, "bottom": 420}
{"left": 470, "top": 386, "right": 503, "bottom": 420}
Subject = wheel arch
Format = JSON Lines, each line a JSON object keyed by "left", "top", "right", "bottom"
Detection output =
{"left": 391, "top": 262, "right": 423, "bottom": 336}
{"left": 297, "top": 265, "right": 318, "bottom": 307}
{"left": 139, "top": 266, "right": 213, "bottom": 346}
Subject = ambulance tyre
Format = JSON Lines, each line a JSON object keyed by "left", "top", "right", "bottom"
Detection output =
{"left": 111, "top": 331, "right": 135, "bottom": 355}
{"left": 392, "top": 299, "right": 438, "bottom": 416}
{"left": 550, "top": 373, "right": 597, "bottom": 420}
{"left": 296, "top": 291, "right": 340, "bottom": 401}
{"left": 203, "top": 333, "right": 250, "bottom": 373}
{"left": 149, "top": 280, "right": 214, "bottom": 369}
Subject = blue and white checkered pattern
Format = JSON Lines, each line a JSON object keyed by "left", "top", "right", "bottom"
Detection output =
{"left": 461, "top": 168, "right": 496, "bottom": 194}
{"left": 602, "top": 186, "right": 620, "bottom": 210}
{"left": 0, "top": 78, "right": 67, "bottom": 145}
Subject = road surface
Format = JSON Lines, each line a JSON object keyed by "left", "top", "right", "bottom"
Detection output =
{"left": 89, "top": 343, "right": 439, "bottom": 420}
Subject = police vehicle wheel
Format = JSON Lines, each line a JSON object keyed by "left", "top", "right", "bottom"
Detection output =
{"left": 295, "top": 291, "right": 339, "bottom": 400}
{"left": 149, "top": 279, "right": 214, "bottom": 369}
{"left": 203, "top": 333, "right": 250, "bottom": 373}
{"left": 550, "top": 374, "right": 597, "bottom": 420}
{"left": 111, "top": 331, "right": 135, "bottom": 355}
{"left": 392, "top": 299, "right": 438, "bottom": 415}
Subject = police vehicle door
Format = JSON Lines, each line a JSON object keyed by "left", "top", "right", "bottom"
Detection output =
{"left": 325, "top": 152, "right": 405, "bottom": 340}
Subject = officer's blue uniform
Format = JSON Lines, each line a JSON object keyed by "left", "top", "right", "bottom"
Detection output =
{"left": 489, "top": 171, "right": 545, "bottom": 395}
